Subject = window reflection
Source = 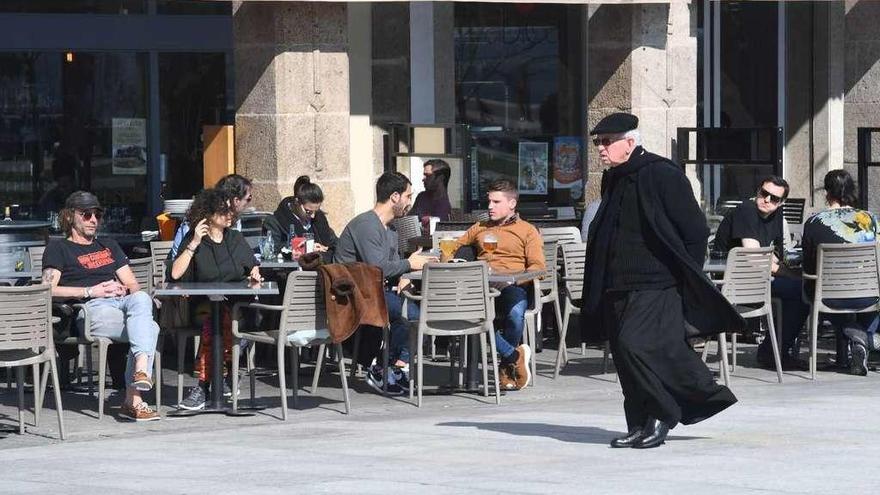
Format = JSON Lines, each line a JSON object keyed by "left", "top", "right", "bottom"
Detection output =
{"left": 0, "top": 1, "right": 144, "bottom": 14}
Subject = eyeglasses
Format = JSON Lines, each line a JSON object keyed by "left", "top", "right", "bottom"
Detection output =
{"left": 592, "top": 136, "right": 624, "bottom": 147}
{"left": 76, "top": 209, "right": 103, "bottom": 221}
{"left": 758, "top": 188, "right": 785, "bottom": 204}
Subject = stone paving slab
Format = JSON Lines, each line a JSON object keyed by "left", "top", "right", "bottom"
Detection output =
{"left": 0, "top": 343, "right": 875, "bottom": 493}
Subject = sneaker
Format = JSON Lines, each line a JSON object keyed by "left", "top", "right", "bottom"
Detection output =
{"left": 120, "top": 402, "right": 160, "bottom": 422}
{"left": 498, "top": 364, "right": 516, "bottom": 390}
{"left": 390, "top": 366, "right": 410, "bottom": 391}
{"left": 131, "top": 371, "right": 153, "bottom": 392}
{"left": 511, "top": 344, "right": 532, "bottom": 390}
{"left": 365, "top": 365, "right": 406, "bottom": 396}
{"left": 851, "top": 343, "right": 869, "bottom": 376}
{"left": 179, "top": 385, "right": 207, "bottom": 410}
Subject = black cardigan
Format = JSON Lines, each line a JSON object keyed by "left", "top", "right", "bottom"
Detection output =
{"left": 582, "top": 149, "right": 744, "bottom": 339}
{"left": 264, "top": 197, "right": 338, "bottom": 258}
{"left": 168, "top": 228, "right": 256, "bottom": 283}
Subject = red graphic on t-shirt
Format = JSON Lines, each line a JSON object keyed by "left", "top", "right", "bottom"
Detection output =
{"left": 78, "top": 248, "right": 115, "bottom": 270}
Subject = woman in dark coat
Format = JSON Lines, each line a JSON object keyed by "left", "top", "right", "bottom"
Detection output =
{"left": 264, "top": 176, "right": 338, "bottom": 261}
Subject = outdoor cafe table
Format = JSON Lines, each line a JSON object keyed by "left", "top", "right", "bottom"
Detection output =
{"left": 0, "top": 271, "right": 39, "bottom": 286}
{"left": 154, "top": 281, "right": 278, "bottom": 417}
{"left": 259, "top": 260, "right": 300, "bottom": 270}
{"left": 401, "top": 268, "right": 549, "bottom": 391}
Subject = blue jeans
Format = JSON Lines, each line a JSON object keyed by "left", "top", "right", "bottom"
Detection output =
{"left": 494, "top": 285, "right": 528, "bottom": 359}
{"left": 77, "top": 291, "right": 160, "bottom": 386}
{"left": 385, "top": 289, "right": 420, "bottom": 364}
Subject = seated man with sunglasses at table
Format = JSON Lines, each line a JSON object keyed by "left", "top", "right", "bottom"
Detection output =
{"left": 713, "top": 176, "right": 810, "bottom": 371}
{"left": 452, "top": 179, "right": 546, "bottom": 390}
{"left": 41, "top": 191, "right": 161, "bottom": 421}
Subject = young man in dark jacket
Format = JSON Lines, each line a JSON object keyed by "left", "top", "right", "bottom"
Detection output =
{"left": 582, "top": 113, "right": 741, "bottom": 449}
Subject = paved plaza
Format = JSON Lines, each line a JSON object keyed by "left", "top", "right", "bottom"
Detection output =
{"left": 0, "top": 343, "right": 876, "bottom": 494}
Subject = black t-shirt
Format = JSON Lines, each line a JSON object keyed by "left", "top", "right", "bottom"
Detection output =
{"left": 42, "top": 238, "right": 129, "bottom": 288}
{"left": 714, "top": 200, "right": 784, "bottom": 256}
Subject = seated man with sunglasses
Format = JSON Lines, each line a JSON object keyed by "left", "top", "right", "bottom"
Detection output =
{"left": 41, "top": 191, "right": 161, "bottom": 421}
{"left": 713, "top": 176, "right": 810, "bottom": 371}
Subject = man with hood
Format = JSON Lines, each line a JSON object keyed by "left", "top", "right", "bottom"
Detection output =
{"left": 581, "top": 113, "right": 742, "bottom": 449}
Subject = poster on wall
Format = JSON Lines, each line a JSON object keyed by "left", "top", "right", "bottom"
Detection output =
{"left": 517, "top": 141, "right": 548, "bottom": 195}
{"left": 111, "top": 118, "right": 147, "bottom": 175}
{"left": 553, "top": 137, "right": 584, "bottom": 200}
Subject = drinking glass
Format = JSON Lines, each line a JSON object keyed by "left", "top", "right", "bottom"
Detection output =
{"left": 482, "top": 232, "right": 498, "bottom": 254}
{"left": 439, "top": 236, "right": 457, "bottom": 262}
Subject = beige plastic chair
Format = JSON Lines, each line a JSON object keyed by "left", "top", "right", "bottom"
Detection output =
{"left": 391, "top": 215, "right": 422, "bottom": 256}
{"left": 27, "top": 245, "right": 45, "bottom": 283}
{"left": 150, "top": 240, "right": 201, "bottom": 406}
{"left": 402, "top": 261, "right": 501, "bottom": 407}
{"left": 553, "top": 243, "right": 610, "bottom": 378}
{"left": 0, "top": 284, "right": 66, "bottom": 440}
{"left": 58, "top": 257, "right": 162, "bottom": 419}
{"left": 231, "top": 270, "right": 350, "bottom": 420}
{"left": 803, "top": 241, "right": 880, "bottom": 379}
{"left": 539, "top": 226, "right": 581, "bottom": 246}
{"left": 522, "top": 241, "right": 563, "bottom": 385}
{"left": 702, "top": 247, "right": 783, "bottom": 385}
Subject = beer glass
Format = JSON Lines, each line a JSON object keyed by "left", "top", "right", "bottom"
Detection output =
{"left": 483, "top": 232, "right": 498, "bottom": 254}
{"left": 439, "top": 236, "right": 457, "bottom": 262}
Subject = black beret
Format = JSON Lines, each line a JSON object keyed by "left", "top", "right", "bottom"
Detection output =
{"left": 589, "top": 112, "right": 639, "bottom": 135}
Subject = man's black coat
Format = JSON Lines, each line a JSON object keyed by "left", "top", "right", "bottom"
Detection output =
{"left": 581, "top": 147, "right": 745, "bottom": 339}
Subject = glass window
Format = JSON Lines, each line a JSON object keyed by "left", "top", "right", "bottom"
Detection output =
{"left": 159, "top": 53, "right": 228, "bottom": 199}
{"left": 0, "top": 1, "right": 145, "bottom": 14}
{"left": 455, "top": 3, "right": 585, "bottom": 209}
{"left": 0, "top": 52, "right": 148, "bottom": 233}
{"left": 157, "top": 1, "right": 231, "bottom": 15}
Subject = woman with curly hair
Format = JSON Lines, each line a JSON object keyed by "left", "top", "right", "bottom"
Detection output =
{"left": 802, "top": 169, "right": 880, "bottom": 375}
{"left": 169, "top": 188, "right": 263, "bottom": 409}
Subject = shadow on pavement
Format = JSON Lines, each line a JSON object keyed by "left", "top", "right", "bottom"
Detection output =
{"left": 437, "top": 421, "right": 707, "bottom": 445}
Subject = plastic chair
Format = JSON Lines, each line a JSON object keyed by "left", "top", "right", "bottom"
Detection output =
{"left": 27, "top": 245, "right": 45, "bottom": 283}
{"left": 523, "top": 241, "right": 563, "bottom": 384}
{"left": 553, "top": 243, "right": 610, "bottom": 378}
{"left": 402, "top": 261, "right": 501, "bottom": 407}
{"left": 782, "top": 198, "right": 806, "bottom": 225}
{"left": 702, "top": 247, "right": 783, "bottom": 385}
{"left": 0, "top": 284, "right": 66, "bottom": 440}
{"left": 391, "top": 216, "right": 422, "bottom": 257}
{"left": 231, "top": 270, "right": 350, "bottom": 419}
{"left": 57, "top": 257, "right": 162, "bottom": 419}
{"left": 803, "top": 242, "right": 880, "bottom": 379}
{"left": 150, "top": 240, "right": 201, "bottom": 407}
{"left": 539, "top": 226, "right": 581, "bottom": 246}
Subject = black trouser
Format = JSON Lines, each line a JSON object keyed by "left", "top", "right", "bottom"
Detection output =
{"left": 602, "top": 287, "right": 737, "bottom": 430}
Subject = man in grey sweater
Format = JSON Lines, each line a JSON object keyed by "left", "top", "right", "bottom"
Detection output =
{"left": 335, "top": 171, "right": 436, "bottom": 394}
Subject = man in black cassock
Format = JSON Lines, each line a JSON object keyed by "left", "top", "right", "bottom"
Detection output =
{"left": 581, "top": 113, "right": 743, "bottom": 449}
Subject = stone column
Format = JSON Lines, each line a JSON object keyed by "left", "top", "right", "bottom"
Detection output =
{"left": 233, "top": 1, "right": 352, "bottom": 232}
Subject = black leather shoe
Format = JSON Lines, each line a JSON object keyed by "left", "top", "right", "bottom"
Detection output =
{"left": 610, "top": 429, "right": 644, "bottom": 448}
{"left": 633, "top": 418, "right": 670, "bottom": 449}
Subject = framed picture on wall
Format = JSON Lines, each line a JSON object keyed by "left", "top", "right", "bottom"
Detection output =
{"left": 553, "top": 136, "right": 584, "bottom": 200}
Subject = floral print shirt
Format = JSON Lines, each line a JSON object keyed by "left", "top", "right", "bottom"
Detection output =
{"left": 802, "top": 207, "right": 879, "bottom": 276}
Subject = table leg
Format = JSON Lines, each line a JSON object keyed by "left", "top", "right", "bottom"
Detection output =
{"left": 169, "top": 298, "right": 262, "bottom": 417}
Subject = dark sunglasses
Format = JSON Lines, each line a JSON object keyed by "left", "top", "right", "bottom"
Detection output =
{"left": 758, "top": 188, "right": 785, "bottom": 204}
{"left": 592, "top": 136, "right": 623, "bottom": 147}
{"left": 76, "top": 209, "right": 103, "bottom": 221}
